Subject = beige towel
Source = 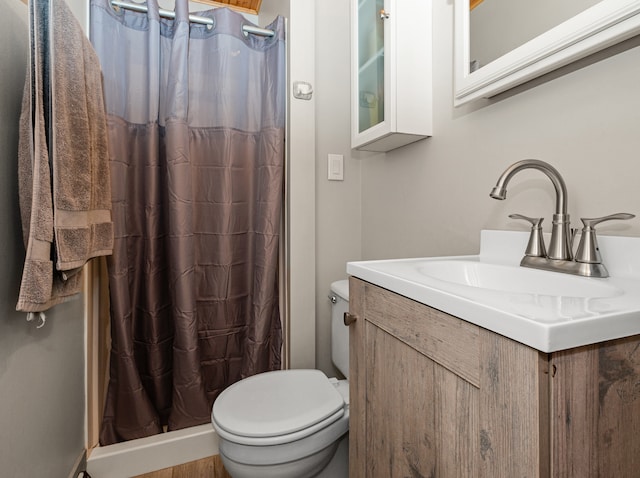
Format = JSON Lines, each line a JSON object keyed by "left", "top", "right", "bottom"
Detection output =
{"left": 16, "top": 0, "right": 113, "bottom": 313}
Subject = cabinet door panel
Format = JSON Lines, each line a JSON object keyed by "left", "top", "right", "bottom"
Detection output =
{"left": 478, "top": 329, "right": 549, "bottom": 477}
{"left": 434, "top": 365, "right": 480, "bottom": 478}
{"left": 550, "top": 337, "right": 640, "bottom": 477}
{"left": 364, "top": 282, "right": 480, "bottom": 386}
{"left": 366, "top": 323, "right": 478, "bottom": 477}
{"left": 366, "top": 323, "right": 437, "bottom": 477}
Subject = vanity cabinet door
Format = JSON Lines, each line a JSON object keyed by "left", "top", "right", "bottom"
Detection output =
{"left": 350, "top": 0, "right": 432, "bottom": 152}
{"left": 348, "top": 278, "right": 480, "bottom": 477}
{"left": 348, "top": 278, "right": 549, "bottom": 477}
{"left": 366, "top": 322, "right": 481, "bottom": 477}
{"left": 549, "top": 339, "right": 640, "bottom": 477}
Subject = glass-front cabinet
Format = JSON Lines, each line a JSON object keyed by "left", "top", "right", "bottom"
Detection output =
{"left": 351, "top": 0, "right": 432, "bottom": 152}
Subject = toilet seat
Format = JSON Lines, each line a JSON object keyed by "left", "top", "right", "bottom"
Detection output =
{"left": 215, "top": 407, "right": 344, "bottom": 446}
{"left": 212, "top": 369, "right": 346, "bottom": 446}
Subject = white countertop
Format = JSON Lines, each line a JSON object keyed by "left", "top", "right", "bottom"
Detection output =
{"left": 347, "top": 230, "right": 640, "bottom": 352}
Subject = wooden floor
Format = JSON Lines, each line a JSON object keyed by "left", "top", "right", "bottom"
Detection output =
{"left": 133, "top": 455, "right": 231, "bottom": 478}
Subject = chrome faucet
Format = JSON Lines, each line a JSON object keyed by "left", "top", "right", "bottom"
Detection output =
{"left": 490, "top": 159, "right": 634, "bottom": 278}
{"left": 490, "top": 159, "right": 572, "bottom": 260}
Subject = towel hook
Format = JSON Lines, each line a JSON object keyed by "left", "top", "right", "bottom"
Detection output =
{"left": 26, "top": 311, "right": 47, "bottom": 329}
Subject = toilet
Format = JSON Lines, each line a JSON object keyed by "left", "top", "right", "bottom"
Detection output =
{"left": 211, "top": 280, "right": 350, "bottom": 478}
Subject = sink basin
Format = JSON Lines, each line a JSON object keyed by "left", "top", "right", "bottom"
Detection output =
{"left": 417, "top": 260, "right": 621, "bottom": 298}
{"left": 347, "top": 230, "right": 640, "bottom": 352}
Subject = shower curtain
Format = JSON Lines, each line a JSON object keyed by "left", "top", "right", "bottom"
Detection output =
{"left": 90, "top": 0, "right": 285, "bottom": 444}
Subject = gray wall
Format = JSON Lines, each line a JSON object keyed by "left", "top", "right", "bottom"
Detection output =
{"left": 359, "top": 1, "right": 640, "bottom": 259}
{"left": 0, "top": 0, "right": 86, "bottom": 476}
{"left": 314, "top": 1, "right": 362, "bottom": 376}
{"left": 312, "top": 1, "right": 640, "bottom": 375}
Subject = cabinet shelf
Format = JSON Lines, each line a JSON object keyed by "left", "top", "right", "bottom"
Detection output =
{"left": 358, "top": 47, "right": 384, "bottom": 74}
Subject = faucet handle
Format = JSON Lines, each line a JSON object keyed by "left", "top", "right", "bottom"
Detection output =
{"left": 509, "top": 214, "right": 546, "bottom": 257}
{"left": 575, "top": 213, "right": 635, "bottom": 264}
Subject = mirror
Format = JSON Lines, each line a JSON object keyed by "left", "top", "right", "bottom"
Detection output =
{"left": 454, "top": 0, "right": 640, "bottom": 105}
{"left": 470, "top": 0, "right": 601, "bottom": 68}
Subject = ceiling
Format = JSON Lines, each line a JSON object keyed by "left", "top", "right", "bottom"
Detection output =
{"left": 193, "top": 0, "right": 262, "bottom": 15}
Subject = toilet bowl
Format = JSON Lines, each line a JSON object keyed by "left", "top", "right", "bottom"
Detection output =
{"left": 211, "top": 280, "right": 350, "bottom": 478}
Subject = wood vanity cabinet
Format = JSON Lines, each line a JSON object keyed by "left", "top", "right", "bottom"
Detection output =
{"left": 348, "top": 277, "right": 640, "bottom": 477}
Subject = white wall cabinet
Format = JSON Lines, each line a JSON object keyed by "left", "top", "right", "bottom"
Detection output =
{"left": 351, "top": 0, "right": 432, "bottom": 152}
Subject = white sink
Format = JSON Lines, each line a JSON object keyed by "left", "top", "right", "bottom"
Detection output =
{"left": 347, "top": 230, "right": 640, "bottom": 352}
{"left": 417, "top": 259, "right": 622, "bottom": 298}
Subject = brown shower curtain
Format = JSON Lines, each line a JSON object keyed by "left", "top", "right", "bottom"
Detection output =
{"left": 90, "top": 0, "right": 285, "bottom": 444}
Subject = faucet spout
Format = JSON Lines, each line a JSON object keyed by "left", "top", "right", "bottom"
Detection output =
{"left": 490, "top": 159, "right": 572, "bottom": 260}
{"left": 490, "top": 159, "right": 568, "bottom": 215}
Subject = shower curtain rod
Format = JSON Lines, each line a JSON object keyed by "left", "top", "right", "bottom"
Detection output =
{"left": 110, "top": 0, "right": 275, "bottom": 37}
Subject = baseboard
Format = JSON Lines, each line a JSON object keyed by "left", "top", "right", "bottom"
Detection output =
{"left": 86, "top": 424, "right": 219, "bottom": 477}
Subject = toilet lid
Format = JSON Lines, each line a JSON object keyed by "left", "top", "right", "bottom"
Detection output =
{"left": 212, "top": 369, "right": 345, "bottom": 439}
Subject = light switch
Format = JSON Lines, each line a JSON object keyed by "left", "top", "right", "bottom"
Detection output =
{"left": 328, "top": 154, "right": 344, "bottom": 181}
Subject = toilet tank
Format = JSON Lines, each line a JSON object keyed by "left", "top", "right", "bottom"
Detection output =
{"left": 329, "top": 280, "right": 350, "bottom": 380}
